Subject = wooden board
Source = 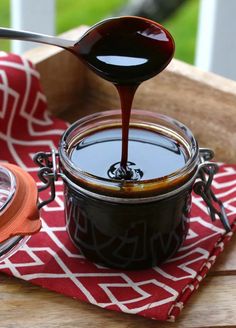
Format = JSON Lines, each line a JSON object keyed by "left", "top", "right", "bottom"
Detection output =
{"left": 1, "top": 27, "right": 236, "bottom": 328}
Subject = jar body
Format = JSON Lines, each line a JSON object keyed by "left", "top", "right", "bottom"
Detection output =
{"left": 33, "top": 111, "right": 230, "bottom": 267}
{"left": 64, "top": 180, "right": 192, "bottom": 269}
{"left": 57, "top": 110, "right": 200, "bottom": 269}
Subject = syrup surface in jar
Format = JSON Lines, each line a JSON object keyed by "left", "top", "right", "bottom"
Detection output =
{"left": 69, "top": 126, "right": 188, "bottom": 182}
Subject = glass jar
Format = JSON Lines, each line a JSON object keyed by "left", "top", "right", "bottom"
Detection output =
{"left": 34, "top": 110, "right": 230, "bottom": 270}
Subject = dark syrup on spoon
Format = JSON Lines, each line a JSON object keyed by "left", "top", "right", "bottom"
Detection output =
{"left": 69, "top": 16, "right": 175, "bottom": 180}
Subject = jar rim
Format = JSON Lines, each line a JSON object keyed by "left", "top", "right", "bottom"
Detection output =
{"left": 58, "top": 110, "right": 199, "bottom": 197}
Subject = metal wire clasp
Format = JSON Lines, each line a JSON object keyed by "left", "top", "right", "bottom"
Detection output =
{"left": 33, "top": 150, "right": 59, "bottom": 209}
{"left": 193, "top": 148, "right": 231, "bottom": 232}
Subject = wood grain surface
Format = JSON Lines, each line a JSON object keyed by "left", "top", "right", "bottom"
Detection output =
{"left": 0, "top": 272, "right": 236, "bottom": 328}
{"left": 1, "top": 27, "right": 235, "bottom": 328}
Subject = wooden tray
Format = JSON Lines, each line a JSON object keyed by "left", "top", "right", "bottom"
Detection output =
{"left": 1, "top": 27, "right": 236, "bottom": 328}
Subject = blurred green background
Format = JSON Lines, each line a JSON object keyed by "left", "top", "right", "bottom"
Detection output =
{"left": 0, "top": 0, "right": 199, "bottom": 64}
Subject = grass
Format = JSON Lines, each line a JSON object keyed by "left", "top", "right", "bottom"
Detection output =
{"left": 164, "top": 0, "right": 199, "bottom": 64}
{"left": 0, "top": 0, "right": 199, "bottom": 64}
{"left": 56, "top": 0, "right": 127, "bottom": 33}
{"left": 0, "top": 0, "right": 10, "bottom": 52}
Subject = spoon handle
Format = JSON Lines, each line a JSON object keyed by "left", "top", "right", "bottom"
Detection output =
{"left": 0, "top": 27, "right": 74, "bottom": 49}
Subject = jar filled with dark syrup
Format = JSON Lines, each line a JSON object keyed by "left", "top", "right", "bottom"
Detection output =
{"left": 59, "top": 110, "right": 199, "bottom": 269}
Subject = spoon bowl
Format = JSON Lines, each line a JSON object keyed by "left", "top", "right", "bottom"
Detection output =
{"left": 71, "top": 16, "right": 175, "bottom": 84}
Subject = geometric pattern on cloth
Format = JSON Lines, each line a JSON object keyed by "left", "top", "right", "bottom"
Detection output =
{"left": 0, "top": 52, "right": 236, "bottom": 322}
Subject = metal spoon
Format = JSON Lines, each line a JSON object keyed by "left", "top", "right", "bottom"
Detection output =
{"left": 0, "top": 26, "right": 77, "bottom": 49}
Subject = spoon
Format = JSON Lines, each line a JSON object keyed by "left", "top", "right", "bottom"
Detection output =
{"left": 0, "top": 26, "right": 75, "bottom": 49}
{"left": 0, "top": 16, "right": 175, "bottom": 84}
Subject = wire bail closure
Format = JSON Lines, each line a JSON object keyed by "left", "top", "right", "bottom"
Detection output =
{"left": 33, "top": 150, "right": 59, "bottom": 209}
{"left": 194, "top": 148, "right": 231, "bottom": 232}
{"left": 33, "top": 148, "right": 231, "bottom": 232}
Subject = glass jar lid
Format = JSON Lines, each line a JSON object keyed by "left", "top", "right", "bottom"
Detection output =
{"left": 0, "top": 163, "right": 41, "bottom": 260}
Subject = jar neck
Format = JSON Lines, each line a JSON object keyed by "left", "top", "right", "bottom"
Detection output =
{"left": 59, "top": 110, "right": 199, "bottom": 198}
{"left": 61, "top": 166, "right": 199, "bottom": 203}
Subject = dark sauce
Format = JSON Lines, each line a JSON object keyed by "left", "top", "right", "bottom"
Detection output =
{"left": 65, "top": 124, "right": 191, "bottom": 269}
{"left": 69, "top": 16, "right": 175, "bottom": 179}
{"left": 70, "top": 127, "right": 187, "bottom": 181}
{"left": 71, "top": 16, "right": 174, "bottom": 84}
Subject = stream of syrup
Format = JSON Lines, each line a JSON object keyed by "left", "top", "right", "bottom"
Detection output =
{"left": 70, "top": 16, "right": 175, "bottom": 179}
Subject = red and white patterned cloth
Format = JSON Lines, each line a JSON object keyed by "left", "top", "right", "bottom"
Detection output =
{"left": 0, "top": 53, "right": 236, "bottom": 322}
